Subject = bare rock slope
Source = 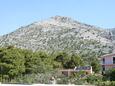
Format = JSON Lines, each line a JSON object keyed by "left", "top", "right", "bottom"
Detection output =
{"left": 0, "top": 16, "right": 114, "bottom": 55}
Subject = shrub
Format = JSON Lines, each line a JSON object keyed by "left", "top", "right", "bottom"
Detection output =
{"left": 104, "top": 69, "right": 115, "bottom": 81}
{"left": 85, "top": 74, "right": 103, "bottom": 84}
{"left": 96, "top": 81, "right": 115, "bottom": 86}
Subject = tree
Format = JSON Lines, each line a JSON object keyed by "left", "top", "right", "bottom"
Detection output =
{"left": 35, "top": 51, "right": 54, "bottom": 73}
{"left": 105, "top": 68, "right": 115, "bottom": 81}
{"left": 86, "top": 74, "right": 102, "bottom": 84}
{"left": 54, "top": 51, "right": 69, "bottom": 69}
{"left": 0, "top": 47, "right": 25, "bottom": 79}
{"left": 90, "top": 57, "right": 101, "bottom": 73}
{"left": 63, "top": 54, "right": 84, "bottom": 69}
{"left": 24, "top": 50, "right": 54, "bottom": 74}
{"left": 54, "top": 52, "right": 84, "bottom": 69}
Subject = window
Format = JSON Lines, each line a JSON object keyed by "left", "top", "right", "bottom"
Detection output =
{"left": 102, "top": 66, "right": 105, "bottom": 71}
{"left": 103, "top": 58, "right": 105, "bottom": 64}
{"left": 113, "top": 57, "right": 115, "bottom": 64}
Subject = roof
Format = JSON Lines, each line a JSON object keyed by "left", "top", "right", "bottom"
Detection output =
{"left": 74, "top": 66, "right": 92, "bottom": 70}
{"left": 102, "top": 64, "right": 115, "bottom": 66}
{"left": 60, "top": 66, "right": 92, "bottom": 72}
{"left": 60, "top": 69, "right": 74, "bottom": 72}
{"left": 101, "top": 53, "right": 115, "bottom": 58}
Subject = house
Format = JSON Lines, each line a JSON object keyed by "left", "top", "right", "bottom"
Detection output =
{"left": 60, "top": 66, "right": 92, "bottom": 76}
{"left": 101, "top": 53, "right": 115, "bottom": 72}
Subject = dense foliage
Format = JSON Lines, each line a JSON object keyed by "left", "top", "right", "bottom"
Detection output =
{"left": 104, "top": 68, "right": 115, "bottom": 81}
{"left": 0, "top": 46, "right": 87, "bottom": 83}
{"left": 1, "top": 46, "right": 113, "bottom": 85}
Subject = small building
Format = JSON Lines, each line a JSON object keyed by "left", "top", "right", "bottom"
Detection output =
{"left": 101, "top": 53, "right": 115, "bottom": 72}
{"left": 60, "top": 66, "right": 92, "bottom": 76}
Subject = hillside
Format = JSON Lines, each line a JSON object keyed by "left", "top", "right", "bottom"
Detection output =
{"left": 0, "top": 16, "right": 114, "bottom": 56}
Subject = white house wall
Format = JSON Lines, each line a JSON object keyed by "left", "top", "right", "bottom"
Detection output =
{"left": 104, "top": 56, "right": 113, "bottom": 64}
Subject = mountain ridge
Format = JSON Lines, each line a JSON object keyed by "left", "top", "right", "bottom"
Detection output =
{"left": 0, "top": 16, "right": 114, "bottom": 56}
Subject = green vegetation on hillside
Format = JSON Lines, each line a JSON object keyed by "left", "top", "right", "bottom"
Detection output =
{"left": 0, "top": 46, "right": 115, "bottom": 85}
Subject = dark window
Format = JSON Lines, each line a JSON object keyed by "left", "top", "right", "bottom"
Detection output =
{"left": 102, "top": 66, "right": 105, "bottom": 71}
{"left": 103, "top": 58, "right": 105, "bottom": 64}
{"left": 113, "top": 57, "right": 115, "bottom": 64}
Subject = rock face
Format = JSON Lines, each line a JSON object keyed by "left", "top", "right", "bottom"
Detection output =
{"left": 0, "top": 16, "right": 114, "bottom": 55}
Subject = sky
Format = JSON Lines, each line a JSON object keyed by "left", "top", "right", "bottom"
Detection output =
{"left": 0, "top": 0, "right": 115, "bottom": 35}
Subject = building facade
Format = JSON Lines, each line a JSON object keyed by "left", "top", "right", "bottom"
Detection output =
{"left": 60, "top": 66, "right": 92, "bottom": 76}
{"left": 101, "top": 53, "right": 115, "bottom": 72}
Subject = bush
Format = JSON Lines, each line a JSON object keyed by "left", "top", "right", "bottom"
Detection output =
{"left": 56, "top": 76, "right": 69, "bottom": 84}
{"left": 96, "top": 81, "right": 115, "bottom": 86}
{"left": 85, "top": 74, "right": 103, "bottom": 84}
{"left": 104, "top": 69, "right": 115, "bottom": 81}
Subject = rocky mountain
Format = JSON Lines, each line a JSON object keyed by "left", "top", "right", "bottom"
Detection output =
{"left": 0, "top": 16, "right": 114, "bottom": 56}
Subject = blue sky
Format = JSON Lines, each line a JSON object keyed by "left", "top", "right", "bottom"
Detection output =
{"left": 0, "top": 0, "right": 115, "bottom": 35}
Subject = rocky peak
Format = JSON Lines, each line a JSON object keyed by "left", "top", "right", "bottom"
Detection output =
{"left": 0, "top": 16, "right": 113, "bottom": 54}
{"left": 50, "top": 16, "right": 72, "bottom": 23}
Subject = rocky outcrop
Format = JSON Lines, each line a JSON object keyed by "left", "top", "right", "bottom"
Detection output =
{"left": 0, "top": 16, "right": 114, "bottom": 55}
